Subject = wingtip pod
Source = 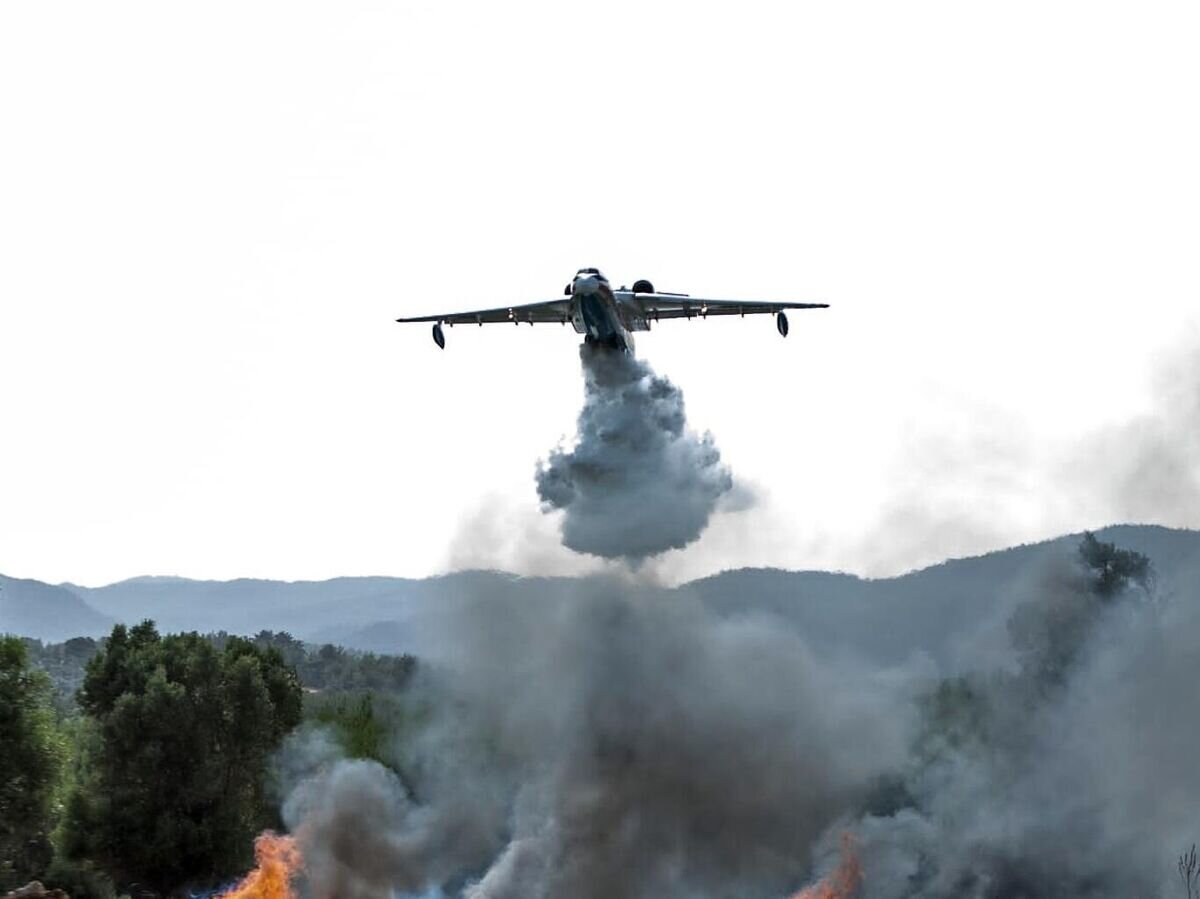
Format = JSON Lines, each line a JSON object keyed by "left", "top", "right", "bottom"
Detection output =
{"left": 432, "top": 322, "right": 446, "bottom": 349}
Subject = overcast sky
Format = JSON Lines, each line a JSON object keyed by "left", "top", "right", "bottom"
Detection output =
{"left": 2, "top": 1, "right": 1198, "bottom": 587}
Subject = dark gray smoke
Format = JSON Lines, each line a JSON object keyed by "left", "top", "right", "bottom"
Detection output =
{"left": 535, "top": 343, "right": 735, "bottom": 563}
{"left": 273, "top": 535, "right": 1199, "bottom": 899}
{"left": 277, "top": 579, "right": 915, "bottom": 898}
{"left": 846, "top": 535, "right": 1197, "bottom": 899}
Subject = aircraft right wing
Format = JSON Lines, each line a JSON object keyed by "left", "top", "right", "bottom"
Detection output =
{"left": 396, "top": 298, "right": 573, "bottom": 326}
{"left": 613, "top": 292, "right": 829, "bottom": 319}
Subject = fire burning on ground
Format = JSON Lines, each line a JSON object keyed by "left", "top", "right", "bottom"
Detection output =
{"left": 217, "top": 832, "right": 302, "bottom": 899}
{"left": 791, "top": 834, "right": 863, "bottom": 899}
{"left": 215, "top": 825, "right": 859, "bottom": 899}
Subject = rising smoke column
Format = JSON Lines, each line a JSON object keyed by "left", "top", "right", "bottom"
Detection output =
{"left": 274, "top": 579, "right": 915, "bottom": 899}
{"left": 536, "top": 343, "right": 735, "bottom": 563}
{"left": 835, "top": 535, "right": 1197, "bottom": 899}
{"left": 267, "top": 534, "right": 1200, "bottom": 899}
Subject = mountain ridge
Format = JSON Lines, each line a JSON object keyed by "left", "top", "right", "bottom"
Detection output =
{"left": 3, "top": 526, "right": 1196, "bottom": 670}
{"left": 0, "top": 573, "right": 114, "bottom": 642}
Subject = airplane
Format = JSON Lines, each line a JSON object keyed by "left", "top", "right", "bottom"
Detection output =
{"left": 396, "top": 268, "right": 829, "bottom": 352}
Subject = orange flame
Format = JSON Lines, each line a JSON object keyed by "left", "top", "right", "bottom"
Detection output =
{"left": 218, "top": 832, "right": 303, "bottom": 899}
{"left": 791, "top": 832, "right": 863, "bottom": 899}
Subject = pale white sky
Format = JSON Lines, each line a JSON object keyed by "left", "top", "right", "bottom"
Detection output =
{"left": 2, "top": 1, "right": 1198, "bottom": 587}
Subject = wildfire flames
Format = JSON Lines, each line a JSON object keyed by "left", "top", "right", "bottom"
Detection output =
{"left": 216, "top": 826, "right": 857, "bottom": 899}
{"left": 217, "top": 832, "right": 303, "bottom": 899}
{"left": 791, "top": 833, "right": 863, "bottom": 899}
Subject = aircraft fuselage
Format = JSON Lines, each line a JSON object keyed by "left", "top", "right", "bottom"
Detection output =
{"left": 570, "top": 270, "right": 640, "bottom": 353}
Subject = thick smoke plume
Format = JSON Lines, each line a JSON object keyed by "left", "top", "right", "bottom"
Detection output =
{"left": 277, "top": 581, "right": 914, "bottom": 898}
{"left": 535, "top": 343, "right": 735, "bottom": 563}
{"left": 273, "top": 535, "right": 1200, "bottom": 899}
{"left": 847, "top": 536, "right": 1197, "bottom": 899}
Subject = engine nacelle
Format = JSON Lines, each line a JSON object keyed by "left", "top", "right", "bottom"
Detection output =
{"left": 776, "top": 312, "right": 789, "bottom": 337}
{"left": 632, "top": 279, "right": 655, "bottom": 294}
{"left": 432, "top": 322, "right": 446, "bottom": 349}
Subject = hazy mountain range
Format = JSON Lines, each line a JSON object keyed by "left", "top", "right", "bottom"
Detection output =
{"left": 3, "top": 525, "right": 1197, "bottom": 669}
{"left": 0, "top": 573, "right": 114, "bottom": 644}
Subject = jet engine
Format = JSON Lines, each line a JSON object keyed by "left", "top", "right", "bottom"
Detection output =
{"left": 776, "top": 312, "right": 789, "bottom": 337}
{"left": 432, "top": 322, "right": 446, "bottom": 349}
{"left": 632, "top": 279, "right": 655, "bottom": 294}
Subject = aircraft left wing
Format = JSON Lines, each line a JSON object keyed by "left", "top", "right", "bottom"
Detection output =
{"left": 614, "top": 292, "right": 829, "bottom": 320}
{"left": 396, "top": 299, "right": 573, "bottom": 326}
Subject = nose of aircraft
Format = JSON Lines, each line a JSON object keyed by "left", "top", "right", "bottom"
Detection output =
{"left": 574, "top": 275, "right": 600, "bottom": 295}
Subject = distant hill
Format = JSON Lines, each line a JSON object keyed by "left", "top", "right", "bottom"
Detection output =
{"left": 687, "top": 524, "right": 1200, "bottom": 671}
{"left": 0, "top": 574, "right": 113, "bottom": 642}
{"left": 72, "top": 570, "right": 516, "bottom": 640}
{"left": 315, "top": 525, "right": 1200, "bottom": 671}
{"left": 3, "top": 525, "right": 1197, "bottom": 669}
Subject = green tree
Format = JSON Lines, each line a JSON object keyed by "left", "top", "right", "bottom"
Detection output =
{"left": 60, "top": 622, "right": 302, "bottom": 895}
{"left": 303, "top": 690, "right": 422, "bottom": 767}
{"left": 0, "top": 635, "right": 65, "bottom": 891}
{"left": 1076, "top": 530, "right": 1153, "bottom": 598}
{"left": 1008, "top": 532, "right": 1154, "bottom": 689}
{"left": 912, "top": 674, "right": 992, "bottom": 764}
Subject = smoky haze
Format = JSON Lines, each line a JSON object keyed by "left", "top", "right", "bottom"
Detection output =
{"left": 535, "top": 343, "right": 736, "bottom": 563}
{"left": 278, "top": 579, "right": 915, "bottom": 898}
{"left": 851, "top": 540, "right": 1199, "bottom": 899}
{"left": 271, "top": 532, "right": 1200, "bottom": 899}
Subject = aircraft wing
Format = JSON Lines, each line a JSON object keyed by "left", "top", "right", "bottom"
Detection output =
{"left": 396, "top": 299, "right": 573, "bottom": 326}
{"left": 615, "top": 292, "right": 828, "bottom": 320}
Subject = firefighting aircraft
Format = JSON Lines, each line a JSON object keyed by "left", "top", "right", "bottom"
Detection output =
{"left": 396, "top": 268, "right": 829, "bottom": 352}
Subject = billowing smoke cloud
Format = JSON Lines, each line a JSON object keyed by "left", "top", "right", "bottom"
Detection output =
{"left": 277, "top": 579, "right": 915, "bottom": 898}
{"left": 273, "top": 534, "right": 1200, "bottom": 899}
{"left": 535, "top": 343, "right": 736, "bottom": 563}
{"left": 842, "top": 536, "right": 1198, "bottom": 899}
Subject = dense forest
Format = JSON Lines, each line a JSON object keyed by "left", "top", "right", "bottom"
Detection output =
{"left": 21, "top": 631, "right": 416, "bottom": 701}
{"left": 1, "top": 625, "right": 417, "bottom": 898}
